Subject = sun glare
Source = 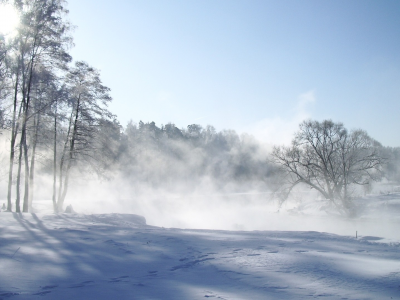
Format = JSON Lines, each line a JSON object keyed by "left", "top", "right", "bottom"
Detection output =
{"left": 0, "top": 4, "right": 20, "bottom": 37}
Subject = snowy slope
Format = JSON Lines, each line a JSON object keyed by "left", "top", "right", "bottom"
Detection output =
{"left": 1, "top": 207, "right": 400, "bottom": 299}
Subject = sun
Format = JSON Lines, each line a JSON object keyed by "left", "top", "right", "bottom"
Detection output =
{"left": 0, "top": 4, "right": 20, "bottom": 37}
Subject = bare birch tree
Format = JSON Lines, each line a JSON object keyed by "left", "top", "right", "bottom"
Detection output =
{"left": 56, "top": 61, "right": 113, "bottom": 212}
{"left": 5, "top": 0, "right": 72, "bottom": 212}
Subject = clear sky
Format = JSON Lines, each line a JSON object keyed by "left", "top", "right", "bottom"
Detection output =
{"left": 66, "top": 0, "right": 400, "bottom": 146}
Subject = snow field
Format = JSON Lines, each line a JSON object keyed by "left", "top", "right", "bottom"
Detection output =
{"left": 1, "top": 211, "right": 400, "bottom": 299}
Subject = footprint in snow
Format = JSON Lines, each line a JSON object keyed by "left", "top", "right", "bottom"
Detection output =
{"left": 40, "top": 285, "right": 58, "bottom": 290}
{"left": 267, "top": 285, "right": 289, "bottom": 290}
{"left": 219, "top": 270, "right": 249, "bottom": 276}
{"left": 68, "top": 281, "right": 95, "bottom": 288}
{"left": 171, "top": 257, "right": 215, "bottom": 271}
{"left": 121, "top": 249, "right": 134, "bottom": 254}
{"left": 186, "top": 247, "right": 202, "bottom": 253}
{"left": 109, "top": 276, "right": 129, "bottom": 283}
{"left": 105, "top": 239, "right": 134, "bottom": 254}
{"left": 105, "top": 239, "right": 125, "bottom": 247}
{"left": 132, "top": 283, "right": 145, "bottom": 287}
{"left": 204, "top": 291, "right": 226, "bottom": 299}
{"left": 32, "top": 291, "right": 52, "bottom": 296}
{"left": 147, "top": 271, "right": 158, "bottom": 277}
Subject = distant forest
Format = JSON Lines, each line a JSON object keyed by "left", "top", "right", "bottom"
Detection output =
{"left": 1, "top": 0, "right": 400, "bottom": 214}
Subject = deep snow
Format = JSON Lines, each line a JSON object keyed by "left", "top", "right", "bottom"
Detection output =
{"left": 1, "top": 195, "right": 400, "bottom": 299}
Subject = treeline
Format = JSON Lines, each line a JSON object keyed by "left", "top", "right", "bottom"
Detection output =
{"left": 113, "top": 121, "right": 280, "bottom": 193}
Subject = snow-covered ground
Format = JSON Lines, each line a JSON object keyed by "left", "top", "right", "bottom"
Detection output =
{"left": 1, "top": 194, "right": 400, "bottom": 299}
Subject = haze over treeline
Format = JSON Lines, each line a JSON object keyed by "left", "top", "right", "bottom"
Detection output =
{"left": 0, "top": 0, "right": 400, "bottom": 217}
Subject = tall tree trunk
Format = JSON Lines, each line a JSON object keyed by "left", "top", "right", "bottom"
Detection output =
{"left": 57, "top": 151, "right": 65, "bottom": 211}
{"left": 57, "top": 96, "right": 80, "bottom": 212}
{"left": 52, "top": 102, "right": 58, "bottom": 213}
{"left": 7, "top": 72, "right": 19, "bottom": 212}
{"left": 22, "top": 134, "right": 29, "bottom": 212}
{"left": 15, "top": 128, "right": 25, "bottom": 213}
{"left": 57, "top": 112, "right": 73, "bottom": 211}
{"left": 21, "top": 49, "right": 36, "bottom": 212}
{"left": 16, "top": 42, "right": 28, "bottom": 213}
{"left": 28, "top": 113, "right": 40, "bottom": 211}
{"left": 58, "top": 157, "right": 72, "bottom": 211}
{"left": 7, "top": 141, "right": 16, "bottom": 212}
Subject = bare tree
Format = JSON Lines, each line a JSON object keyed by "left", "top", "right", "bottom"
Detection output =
{"left": 272, "top": 120, "right": 384, "bottom": 215}
{"left": 26, "top": 65, "right": 63, "bottom": 209}
{"left": 4, "top": 0, "right": 72, "bottom": 212}
{"left": 56, "top": 61, "right": 113, "bottom": 212}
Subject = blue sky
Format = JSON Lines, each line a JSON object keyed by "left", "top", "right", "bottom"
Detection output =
{"left": 67, "top": 0, "right": 400, "bottom": 146}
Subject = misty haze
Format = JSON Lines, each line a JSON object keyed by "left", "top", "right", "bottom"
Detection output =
{"left": 1, "top": 0, "right": 400, "bottom": 299}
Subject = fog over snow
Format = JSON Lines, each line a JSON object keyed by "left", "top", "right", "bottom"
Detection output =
{"left": 1, "top": 194, "right": 400, "bottom": 299}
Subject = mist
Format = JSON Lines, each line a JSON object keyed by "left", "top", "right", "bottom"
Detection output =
{"left": 20, "top": 178, "right": 400, "bottom": 242}
{"left": 2, "top": 121, "right": 399, "bottom": 241}
{"left": 1, "top": 0, "right": 399, "bottom": 240}
{"left": 58, "top": 180, "right": 400, "bottom": 241}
